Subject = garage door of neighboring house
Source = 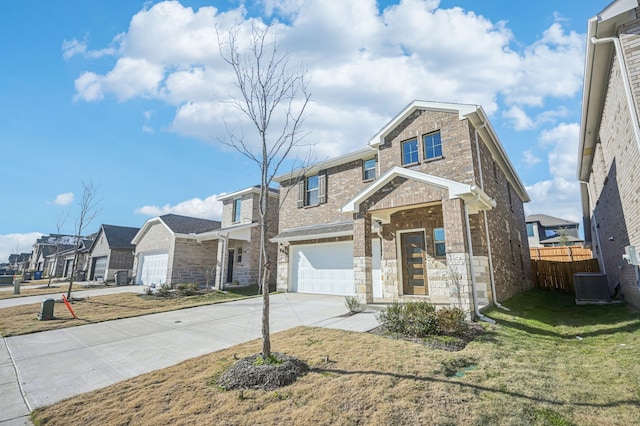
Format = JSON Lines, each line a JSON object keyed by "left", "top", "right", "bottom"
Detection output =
{"left": 291, "top": 240, "right": 382, "bottom": 297}
{"left": 91, "top": 256, "right": 108, "bottom": 281}
{"left": 64, "top": 259, "right": 74, "bottom": 278}
{"left": 137, "top": 252, "right": 169, "bottom": 286}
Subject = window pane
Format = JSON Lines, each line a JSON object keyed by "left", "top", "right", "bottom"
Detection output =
{"left": 402, "top": 139, "right": 418, "bottom": 165}
{"left": 526, "top": 223, "right": 534, "bottom": 237}
{"left": 364, "top": 158, "right": 376, "bottom": 180}
{"left": 434, "top": 227, "right": 445, "bottom": 241}
{"left": 435, "top": 242, "right": 446, "bottom": 257}
{"left": 233, "top": 199, "right": 241, "bottom": 223}
{"left": 424, "top": 131, "right": 442, "bottom": 159}
{"left": 434, "top": 227, "right": 445, "bottom": 256}
{"left": 306, "top": 175, "right": 319, "bottom": 205}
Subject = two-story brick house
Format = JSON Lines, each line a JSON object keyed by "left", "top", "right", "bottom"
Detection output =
{"left": 273, "top": 101, "right": 532, "bottom": 317}
{"left": 195, "top": 186, "right": 279, "bottom": 288}
{"left": 579, "top": 0, "right": 640, "bottom": 309}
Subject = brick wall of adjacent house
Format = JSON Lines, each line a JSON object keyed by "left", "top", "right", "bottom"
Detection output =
{"left": 588, "top": 30, "right": 640, "bottom": 308}
{"left": 220, "top": 191, "right": 279, "bottom": 287}
{"left": 171, "top": 238, "right": 218, "bottom": 286}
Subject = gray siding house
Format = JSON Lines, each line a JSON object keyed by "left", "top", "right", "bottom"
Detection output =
{"left": 88, "top": 225, "right": 140, "bottom": 282}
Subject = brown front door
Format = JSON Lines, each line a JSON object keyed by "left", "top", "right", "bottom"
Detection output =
{"left": 401, "top": 231, "right": 427, "bottom": 295}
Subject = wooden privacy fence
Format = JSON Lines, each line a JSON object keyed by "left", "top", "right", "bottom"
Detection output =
{"left": 531, "top": 259, "right": 601, "bottom": 294}
{"left": 530, "top": 246, "right": 593, "bottom": 262}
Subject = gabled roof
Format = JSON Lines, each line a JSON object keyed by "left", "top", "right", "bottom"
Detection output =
{"left": 367, "top": 100, "right": 529, "bottom": 203}
{"left": 578, "top": 0, "right": 640, "bottom": 181}
{"left": 99, "top": 224, "right": 140, "bottom": 249}
{"left": 273, "top": 147, "right": 377, "bottom": 183}
{"left": 341, "top": 167, "right": 496, "bottom": 217}
{"left": 526, "top": 214, "right": 579, "bottom": 228}
{"left": 132, "top": 214, "right": 222, "bottom": 245}
{"left": 160, "top": 214, "right": 221, "bottom": 234}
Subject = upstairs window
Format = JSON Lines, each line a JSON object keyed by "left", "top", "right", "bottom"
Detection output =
{"left": 424, "top": 131, "right": 442, "bottom": 160}
{"left": 402, "top": 138, "right": 419, "bottom": 165}
{"left": 296, "top": 172, "right": 326, "bottom": 208}
{"left": 306, "top": 175, "right": 319, "bottom": 206}
{"left": 434, "top": 227, "right": 446, "bottom": 256}
{"left": 363, "top": 158, "right": 376, "bottom": 181}
{"left": 232, "top": 198, "right": 241, "bottom": 223}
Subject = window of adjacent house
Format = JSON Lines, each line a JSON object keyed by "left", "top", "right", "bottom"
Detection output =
{"left": 402, "top": 138, "right": 419, "bottom": 165}
{"left": 434, "top": 227, "right": 446, "bottom": 256}
{"left": 232, "top": 198, "right": 241, "bottom": 223}
{"left": 306, "top": 175, "right": 319, "bottom": 206}
{"left": 526, "top": 223, "right": 534, "bottom": 237}
{"left": 424, "top": 131, "right": 442, "bottom": 160}
{"left": 363, "top": 158, "right": 376, "bottom": 181}
{"left": 236, "top": 247, "right": 243, "bottom": 263}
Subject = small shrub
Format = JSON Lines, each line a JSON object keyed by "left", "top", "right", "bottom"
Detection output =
{"left": 156, "top": 284, "right": 172, "bottom": 297}
{"left": 377, "top": 301, "right": 440, "bottom": 337}
{"left": 436, "top": 307, "right": 468, "bottom": 335}
{"left": 344, "top": 296, "right": 364, "bottom": 313}
{"left": 176, "top": 283, "right": 199, "bottom": 296}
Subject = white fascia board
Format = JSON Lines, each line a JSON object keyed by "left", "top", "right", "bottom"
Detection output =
{"left": 341, "top": 167, "right": 475, "bottom": 213}
{"left": 217, "top": 187, "right": 279, "bottom": 202}
{"left": 368, "top": 100, "right": 479, "bottom": 147}
{"left": 196, "top": 222, "right": 257, "bottom": 242}
{"left": 599, "top": 0, "right": 639, "bottom": 22}
{"left": 131, "top": 217, "right": 172, "bottom": 245}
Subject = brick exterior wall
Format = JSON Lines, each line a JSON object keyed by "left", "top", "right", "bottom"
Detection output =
{"left": 218, "top": 190, "right": 279, "bottom": 287}
{"left": 587, "top": 25, "right": 640, "bottom": 308}
{"left": 276, "top": 107, "right": 531, "bottom": 314}
{"left": 171, "top": 238, "right": 218, "bottom": 286}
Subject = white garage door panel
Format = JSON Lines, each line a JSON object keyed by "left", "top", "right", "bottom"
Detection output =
{"left": 292, "top": 242, "right": 354, "bottom": 296}
{"left": 138, "top": 252, "right": 168, "bottom": 286}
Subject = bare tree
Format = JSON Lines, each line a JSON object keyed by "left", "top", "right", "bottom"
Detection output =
{"left": 47, "top": 212, "right": 69, "bottom": 288}
{"left": 66, "top": 180, "right": 101, "bottom": 300}
{"left": 218, "top": 23, "right": 311, "bottom": 359}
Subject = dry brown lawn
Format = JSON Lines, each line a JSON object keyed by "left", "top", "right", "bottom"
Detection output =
{"left": 31, "top": 291, "right": 640, "bottom": 426}
{"left": 0, "top": 289, "right": 257, "bottom": 337}
{"left": 0, "top": 283, "right": 96, "bottom": 300}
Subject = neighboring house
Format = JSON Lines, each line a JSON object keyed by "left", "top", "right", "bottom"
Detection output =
{"left": 88, "top": 224, "right": 139, "bottom": 283}
{"left": 194, "top": 186, "right": 279, "bottom": 288}
{"left": 29, "top": 234, "right": 76, "bottom": 273}
{"left": 47, "top": 239, "right": 93, "bottom": 279}
{"left": 273, "top": 100, "right": 532, "bottom": 318}
{"left": 131, "top": 214, "right": 221, "bottom": 287}
{"left": 526, "top": 214, "right": 583, "bottom": 247}
{"left": 579, "top": 0, "right": 640, "bottom": 309}
{"left": 8, "top": 253, "right": 31, "bottom": 273}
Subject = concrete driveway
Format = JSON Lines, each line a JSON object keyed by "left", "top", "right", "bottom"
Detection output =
{"left": 1, "top": 292, "right": 379, "bottom": 424}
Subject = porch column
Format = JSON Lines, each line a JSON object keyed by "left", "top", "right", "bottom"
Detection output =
{"left": 353, "top": 212, "right": 373, "bottom": 303}
{"left": 442, "top": 198, "right": 474, "bottom": 317}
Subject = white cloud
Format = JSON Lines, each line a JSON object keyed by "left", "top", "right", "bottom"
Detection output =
{"left": 522, "top": 150, "right": 541, "bottom": 167}
{"left": 524, "top": 122, "right": 581, "bottom": 222}
{"left": 52, "top": 192, "right": 74, "bottom": 206}
{"left": 62, "top": 38, "right": 87, "bottom": 59}
{"left": 134, "top": 194, "right": 225, "bottom": 220}
{"left": 68, "top": 0, "right": 584, "bottom": 154}
{"left": 503, "top": 106, "right": 534, "bottom": 131}
{"left": 0, "top": 232, "right": 43, "bottom": 264}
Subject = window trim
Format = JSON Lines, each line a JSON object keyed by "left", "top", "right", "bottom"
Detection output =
{"left": 401, "top": 138, "right": 419, "bottom": 166}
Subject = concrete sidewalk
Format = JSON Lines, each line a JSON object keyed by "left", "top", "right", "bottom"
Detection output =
{"left": 1, "top": 293, "right": 379, "bottom": 424}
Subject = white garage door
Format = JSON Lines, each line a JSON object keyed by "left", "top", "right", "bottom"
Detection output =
{"left": 92, "top": 256, "right": 107, "bottom": 281}
{"left": 137, "top": 252, "right": 168, "bottom": 286}
{"left": 291, "top": 240, "right": 382, "bottom": 297}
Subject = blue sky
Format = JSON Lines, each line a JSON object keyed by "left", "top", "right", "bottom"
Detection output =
{"left": 0, "top": 0, "right": 609, "bottom": 261}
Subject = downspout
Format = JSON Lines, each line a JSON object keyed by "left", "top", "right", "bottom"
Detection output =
{"left": 474, "top": 122, "right": 509, "bottom": 311}
{"left": 464, "top": 201, "right": 496, "bottom": 324}
{"left": 590, "top": 35, "right": 640, "bottom": 152}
